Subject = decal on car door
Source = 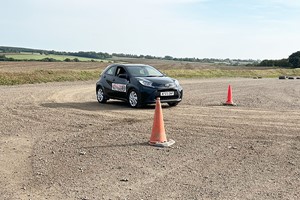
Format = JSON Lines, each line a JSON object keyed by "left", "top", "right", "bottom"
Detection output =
{"left": 112, "top": 83, "right": 126, "bottom": 92}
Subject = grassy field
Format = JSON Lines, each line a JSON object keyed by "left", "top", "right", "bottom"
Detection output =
{"left": 164, "top": 68, "right": 300, "bottom": 78}
{"left": 0, "top": 61, "right": 300, "bottom": 85}
{"left": 0, "top": 70, "right": 101, "bottom": 85}
{"left": 3, "top": 53, "right": 109, "bottom": 62}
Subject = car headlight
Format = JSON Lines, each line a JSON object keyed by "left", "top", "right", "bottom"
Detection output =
{"left": 138, "top": 80, "right": 154, "bottom": 88}
{"left": 174, "top": 79, "right": 180, "bottom": 86}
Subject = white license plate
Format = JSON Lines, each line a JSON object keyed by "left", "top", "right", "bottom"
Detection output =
{"left": 160, "top": 91, "right": 174, "bottom": 96}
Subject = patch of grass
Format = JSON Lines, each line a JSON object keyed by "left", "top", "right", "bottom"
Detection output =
{"left": 0, "top": 70, "right": 101, "bottom": 85}
{"left": 163, "top": 69, "right": 300, "bottom": 78}
{"left": 4, "top": 53, "right": 108, "bottom": 62}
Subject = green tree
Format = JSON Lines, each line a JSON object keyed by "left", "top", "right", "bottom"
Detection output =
{"left": 275, "top": 59, "right": 291, "bottom": 68}
{"left": 164, "top": 55, "right": 173, "bottom": 60}
{"left": 288, "top": 51, "right": 300, "bottom": 68}
{"left": 259, "top": 59, "right": 274, "bottom": 66}
{"left": 0, "top": 55, "right": 8, "bottom": 61}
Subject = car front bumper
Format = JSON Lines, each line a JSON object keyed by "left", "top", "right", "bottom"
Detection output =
{"left": 139, "top": 86, "right": 183, "bottom": 105}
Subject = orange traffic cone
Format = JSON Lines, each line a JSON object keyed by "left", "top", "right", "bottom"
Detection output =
{"left": 149, "top": 98, "right": 175, "bottom": 147}
{"left": 223, "top": 85, "right": 237, "bottom": 106}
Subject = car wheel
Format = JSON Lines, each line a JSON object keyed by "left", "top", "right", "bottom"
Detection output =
{"left": 128, "top": 89, "right": 142, "bottom": 108}
{"left": 97, "top": 87, "right": 107, "bottom": 103}
{"left": 168, "top": 102, "right": 178, "bottom": 107}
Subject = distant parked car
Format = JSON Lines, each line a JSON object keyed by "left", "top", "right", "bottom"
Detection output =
{"left": 278, "top": 76, "right": 286, "bottom": 79}
{"left": 96, "top": 64, "right": 183, "bottom": 108}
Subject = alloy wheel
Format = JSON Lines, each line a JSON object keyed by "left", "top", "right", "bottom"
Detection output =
{"left": 97, "top": 88, "right": 104, "bottom": 102}
{"left": 129, "top": 90, "right": 138, "bottom": 107}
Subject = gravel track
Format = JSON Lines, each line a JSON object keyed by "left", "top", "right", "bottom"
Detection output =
{"left": 0, "top": 78, "right": 299, "bottom": 200}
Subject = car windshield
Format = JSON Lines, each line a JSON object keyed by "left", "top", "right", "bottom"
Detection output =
{"left": 126, "top": 66, "right": 164, "bottom": 77}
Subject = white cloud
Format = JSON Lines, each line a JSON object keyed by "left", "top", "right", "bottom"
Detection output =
{"left": 136, "top": 0, "right": 208, "bottom": 5}
{"left": 1, "top": 0, "right": 299, "bottom": 59}
{"left": 263, "top": 0, "right": 300, "bottom": 7}
{"left": 101, "top": 0, "right": 207, "bottom": 5}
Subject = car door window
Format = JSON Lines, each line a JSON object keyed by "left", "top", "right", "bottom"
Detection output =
{"left": 106, "top": 66, "right": 116, "bottom": 75}
{"left": 116, "top": 67, "right": 127, "bottom": 76}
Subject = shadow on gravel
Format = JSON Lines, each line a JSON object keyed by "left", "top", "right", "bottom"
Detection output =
{"left": 41, "top": 101, "right": 172, "bottom": 111}
{"left": 207, "top": 103, "right": 241, "bottom": 107}
{"left": 81, "top": 142, "right": 149, "bottom": 149}
{"left": 41, "top": 101, "right": 130, "bottom": 111}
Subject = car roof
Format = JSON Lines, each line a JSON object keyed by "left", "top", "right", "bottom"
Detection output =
{"left": 108, "top": 63, "right": 151, "bottom": 68}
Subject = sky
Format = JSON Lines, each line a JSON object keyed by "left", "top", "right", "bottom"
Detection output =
{"left": 1, "top": 0, "right": 300, "bottom": 60}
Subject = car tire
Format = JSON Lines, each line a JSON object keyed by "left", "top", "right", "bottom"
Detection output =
{"left": 97, "top": 86, "right": 107, "bottom": 103}
{"left": 168, "top": 102, "right": 178, "bottom": 107}
{"left": 128, "top": 89, "right": 142, "bottom": 108}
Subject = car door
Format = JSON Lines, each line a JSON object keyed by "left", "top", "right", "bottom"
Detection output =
{"left": 102, "top": 65, "right": 117, "bottom": 97}
{"left": 112, "top": 66, "right": 129, "bottom": 100}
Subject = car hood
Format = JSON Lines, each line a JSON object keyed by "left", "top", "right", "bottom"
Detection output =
{"left": 137, "top": 76, "right": 176, "bottom": 88}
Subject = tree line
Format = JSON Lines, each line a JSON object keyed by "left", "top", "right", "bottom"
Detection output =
{"left": 0, "top": 46, "right": 257, "bottom": 64}
{"left": 0, "top": 46, "right": 112, "bottom": 60}
{"left": 1, "top": 46, "right": 300, "bottom": 68}
{"left": 257, "top": 51, "right": 300, "bottom": 68}
{"left": 0, "top": 55, "right": 83, "bottom": 62}
{"left": 112, "top": 53, "right": 258, "bottom": 64}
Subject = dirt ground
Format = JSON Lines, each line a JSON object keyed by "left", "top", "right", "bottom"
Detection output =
{"left": 0, "top": 78, "right": 299, "bottom": 200}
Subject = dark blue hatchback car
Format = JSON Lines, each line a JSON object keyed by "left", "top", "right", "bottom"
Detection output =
{"left": 96, "top": 64, "right": 183, "bottom": 108}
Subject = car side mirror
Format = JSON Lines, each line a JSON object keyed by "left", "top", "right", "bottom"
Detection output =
{"left": 118, "top": 74, "right": 128, "bottom": 79}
